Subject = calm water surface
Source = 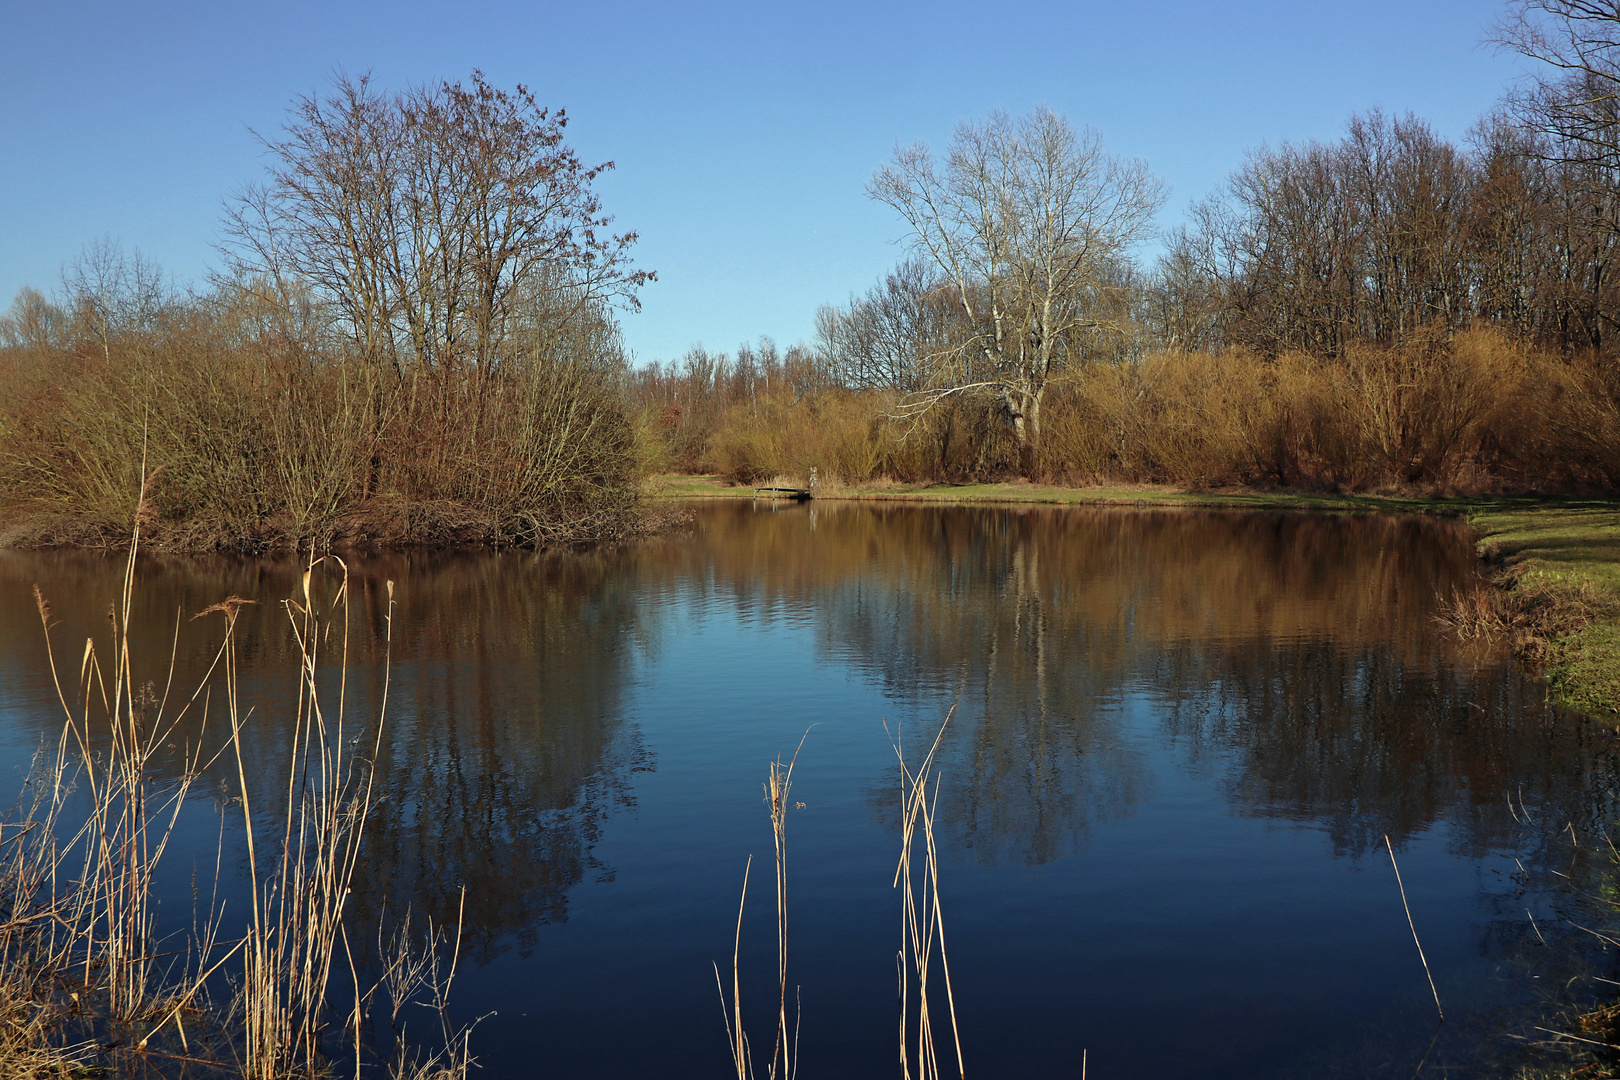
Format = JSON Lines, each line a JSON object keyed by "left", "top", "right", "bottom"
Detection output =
{"left": 1, "top": 502, "right": 1617, "bottom": 1078}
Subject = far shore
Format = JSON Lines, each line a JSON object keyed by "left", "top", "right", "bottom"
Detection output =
{"left": 5, "top": 475, "right": 1616, "bottom": 719}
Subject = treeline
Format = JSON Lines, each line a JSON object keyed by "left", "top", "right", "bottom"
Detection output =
{"left": 637, "top": 3, "right": 1620, "bottom": 494}
{"left": 10, "top": 4, "right": 1620, "bottom": 554}
{"left": 0, "top": 73, "right": 648, "bottom": 552}
{"left": 1160, "top": 110, "right": 1620, "bottom": 356}
{"left": 634, "top": 106, "right": 1620, "bottom": 493}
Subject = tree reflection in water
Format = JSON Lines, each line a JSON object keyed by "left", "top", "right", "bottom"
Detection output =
{"left": 5, "top": 503, "right": 1619, "bottom": 1079}
{"left": 670, "top": 504, "right": 1619, "bottom": 869}
{"left": 0, "top": 547, "right": 653, "bottom": 964}
{"left": 4, "top": 506, "right": 1612, "bottom": 919}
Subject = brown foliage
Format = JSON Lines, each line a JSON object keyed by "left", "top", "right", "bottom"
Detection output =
{"left": 1030, "top": 329, "right": 1548, "bottom": 491}
{"left": 1434, "top": 569, "right": 1617, "bottom": 668}
{"left": 0, "top": 282, "right": 640, "bottom": 552}
{"left": 643, "top": 328, "right": 1620, "bottom": 494}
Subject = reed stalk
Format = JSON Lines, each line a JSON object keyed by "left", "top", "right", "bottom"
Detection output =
{"left": 1385, "top": 834, "right": 1443, "bottom": 1023}
{"left": 716, "top": 855, "right": 753, "bottom": 1080}
{"left": 2, "top": 473, "right": 474, "bottom": 1077}
{"left": 765, "top": 740, "right": 807, "bottom": 1080}
{"left": 890, "top": 713, "right": 963, "bottom": 1080}
{"left": 717, "top": 738, "right": 807, "bottom": 1080}
{"left": 223, "top": 553, "right": 393, "bottom": 1078}
{"left": 717, "top": 723, "right": 962, "bottom": 1079}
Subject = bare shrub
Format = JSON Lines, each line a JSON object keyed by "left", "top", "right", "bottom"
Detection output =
{"left": 0, "top": 281, "right": 639, "bottom": 551}
{"left": 1435, "top": 569, "right": 1618, "bottom": 660}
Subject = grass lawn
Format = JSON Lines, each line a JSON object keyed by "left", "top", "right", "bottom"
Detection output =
{"left": 647, "top": 475, "right": 1620, "bottom": 717}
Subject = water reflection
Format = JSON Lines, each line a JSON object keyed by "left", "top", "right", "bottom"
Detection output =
{"left": 340, "top": 554, "right": 653, "bottom": 961}
{"left": 670, "top": 504, "right": 1616, "bottom": 867}
{"left": 0, "top": 548, "right": 652, "bottom": 961}
{"left": 1160, "top": 645, "right": 1619, "bottom": 858}
{"left": 3, "top": 507, "right": 1607, "bottom": 907}
{"left": 4, "top": 503, "right": 1617, "bottom": 1079}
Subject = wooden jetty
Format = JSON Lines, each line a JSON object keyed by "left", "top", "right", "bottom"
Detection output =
{"left": 754, "top": 486, "right": 814, "bottom": 502}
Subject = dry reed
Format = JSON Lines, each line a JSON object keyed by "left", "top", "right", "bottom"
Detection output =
{"left": 1384, "top": 834, "right": 1443, "bottom": 1022}
{"left": 717, "top": 739, "right": 805, "bottom": 1080}
{"left": 716, "top": 719, "right": 963, "bottom": 1080}
{"left": 0, "top": 479, "right": 476, "bottom": 1076}
{"left": 1434, "top": 571, "right": 1618, "bottom": 661}
{"left": 890, "top": 715, "right": 963, "bottom": 1080}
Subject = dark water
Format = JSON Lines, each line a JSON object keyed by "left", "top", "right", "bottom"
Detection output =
{"left": 2, "top": 502, "right": 1618, "bottom": 1078}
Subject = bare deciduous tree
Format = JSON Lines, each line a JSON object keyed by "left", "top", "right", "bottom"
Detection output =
{"left": 0, "top": 287, "right": 66, "bottom": 351}
{"left": 1496, "top": 1, "right": 1620, "bottom": 161}
{"left": 221, "top": 71, "right": 652, "bottom": 377}
{"left": 867, "top": 106, "right": 1165, "bottom": 461}
{"left": 1167, "top": 113, "right": 1479, "bottom": 354}
{"left": 62, "top": 238, "right": 171, "bottom": 360}
{"left": 1495, "top": 2, "right": 1620, "bottom": 349}
{"left": 814, "top": 257, "right": 957, "bottom": 393}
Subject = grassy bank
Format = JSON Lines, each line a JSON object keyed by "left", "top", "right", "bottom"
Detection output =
{"left": 654, "top": 475, "right": 1620, "bottom": 718}
{"left": 649, "top": 473, "right": 1436, "bottom": 512}
{"left": 1462, "top": 500, "right": 1620, "bottom": 718}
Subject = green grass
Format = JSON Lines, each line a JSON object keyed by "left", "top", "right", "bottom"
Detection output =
{"left": 648, "top": 475, "right": 1620, "bottom": 717}
{"left": 644, "top": 474, "right": 754, "bottom": 498}
{"left": 1463, "top": 499, "right": 1620, "bottom": 717}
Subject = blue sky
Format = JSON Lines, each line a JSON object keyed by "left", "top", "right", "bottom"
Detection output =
{"left": 1, "top": 0, "right": 1531, "bottom": 363}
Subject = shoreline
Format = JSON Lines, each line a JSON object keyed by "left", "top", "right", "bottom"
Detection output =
{"left": 647, "top": 473, "right": 1449, "bottom": 513}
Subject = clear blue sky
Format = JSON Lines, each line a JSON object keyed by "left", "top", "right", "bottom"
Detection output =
{"left": 0, "top": 0, "right": 1531, "bottom": 364}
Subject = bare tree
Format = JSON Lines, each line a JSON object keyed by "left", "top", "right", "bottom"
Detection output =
{"left": 0, "top": 287, "right": 66, "bottom": 351}
{"left": 814, "top": 257, "right": 957, "bottom": 392}
{"left": 221, "top": 71, "right": 652, "bottom": 377}
{"left": 1496, "top": 1, "right": 1620, "bottom": 161}
{"left": 1167, "top": 113, "right": 1478, "bottom": 355}
{"left": 62, "top": 238, "right": 171, "bottom": 360}
{"left": 867, "top": 106, "right": 1165, "bottom": 460}
{"left": 1495, "top": 2, "right": 1620, "bottom": 348}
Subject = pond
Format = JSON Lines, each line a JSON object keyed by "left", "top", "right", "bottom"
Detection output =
{"left": 1, "top": 501, "right": 1616, "bottom": 1078}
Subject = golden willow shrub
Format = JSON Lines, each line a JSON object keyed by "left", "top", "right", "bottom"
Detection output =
{"left": 659, "top": 327, "right": 1620, "bottom": 494}
{"left": 700, "top": 389, "right": 896, "bottom": 486}
{"left": 1030, "top": 330, "right": 1604, "bottom": 492}
{"left": 0, "top": 291, "right": 639, "bottom": 551}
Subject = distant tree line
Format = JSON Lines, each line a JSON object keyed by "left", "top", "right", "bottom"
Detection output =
{"left": 633, "top": 1, "right": 1620, "bottom": 492}
{"left": 1160, "top": 108, "right": 1620, "bottom": 357}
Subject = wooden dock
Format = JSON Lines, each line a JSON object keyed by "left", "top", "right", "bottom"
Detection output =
{"left": 754, "top": 486, "right": 814, "bottom": 502}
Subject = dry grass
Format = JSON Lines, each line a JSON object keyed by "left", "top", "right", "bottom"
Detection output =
{"left": 1435, "top": 570, "right": 1619, "bottom": 665}
{"left": 717, "top": 718, "right": 961, "bottom": 1080}
{"left": 1504, "top": 835, "right": 1620, "bottom": 1079}
{"left": 0, "top": 495, "right": 476, "bottom": 1077}
{"left": 717, "top": 742, "right": 803, "bottom": 1080}
{"left": 889, "top": 716, "right": 962, "bottom": 1080}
